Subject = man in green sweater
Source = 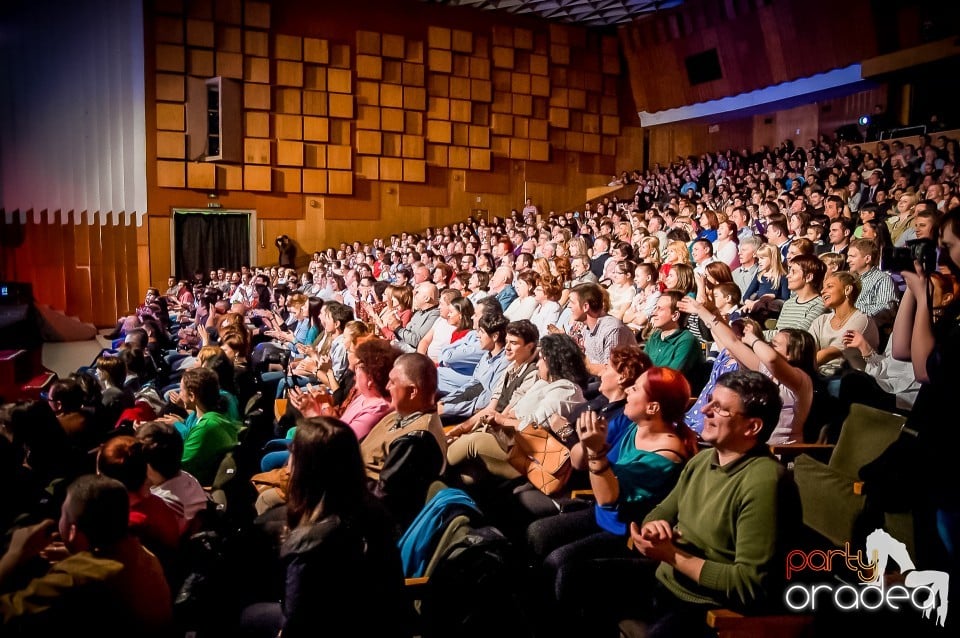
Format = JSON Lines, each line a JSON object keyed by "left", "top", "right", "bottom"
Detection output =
{"left": 627, "top": 370, "right": 793, "bottom": 634}
{"left": 643, "top": 290, "right": 703, "bottom": 378}
{"left": 179, "top": 367, "right": 240, "bottom": 486}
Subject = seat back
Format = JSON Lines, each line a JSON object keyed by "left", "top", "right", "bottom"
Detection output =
{"left": 828, "top": 403, "right": 906, "bottom": 477}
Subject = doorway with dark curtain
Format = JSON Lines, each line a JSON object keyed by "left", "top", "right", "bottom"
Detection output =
{"left": 174, "top": 211, "right": 250, "bottom": 279}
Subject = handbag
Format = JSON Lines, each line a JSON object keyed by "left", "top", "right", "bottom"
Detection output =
{"left": 508, "top": 426, "right": 572, "bottom": 495}
{"left": 250, "top": 466, "right": 290, "bottom": 500}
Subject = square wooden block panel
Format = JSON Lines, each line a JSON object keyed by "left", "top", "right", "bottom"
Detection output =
{"left": 448, "top": 146, "right": 470, "bottom": 169}
{"left": 186, "top": 19, "right": 214, "bottom": 48}
{"left": 156, "top": 73, "right": 185, "bottom": 101}
{"left": 243, "top": 165, "right": 272, "bottom": 191}
{"left": 402, "top": 63, "right": 424, "bottom": 87}
{"left": 302, "top": 90, "right": 328, "bottom": 116}
{"left": 329, "top": 43, "right": 351, "bottom": 69}
{"left": 156, "top": 103, "right": 185, "bottom": 131}
{"left": 492, "top": 47, "right": 514, "bottom": 69}
{"left": 244, "top": 138, "right": 271, "bottom": 164}
{"left": 216, "top": 52, "right": 243, "bottom": 78}
{"left": 355, "top": 130, "right": 382, "bottom": 155}
{"left": 156, "top": 44, "right": 187, "bottom": 73}
{"left": 405, "top": 111, "right": 423, "bottom": 135}
{"left": 244, "top": 82, "right": 272, "bottom": 110}
{"left": 276, "top": 61, "right": 304, "bottom": 87}
{"left": 469, "top": 148, "right": 491, "bottom": 171}
{"left": 426, "top": 144, "right": 448, "bottom": 167}
{"left": 382, "top": 33, "right": 405, "bottom": 59}
{"left": 380, "top": 157, "right": 403, "bottom": 181}
{"left": 273, "top": 34, "right": 303, "bottom": 62}
{"left": 427, "top": 49, "right": 452, "bottom": 74}
{"left": 427, "top": 97, "right": 449, "bottom": 121}
{"left": 276, "top": 140, "right": 304, "bottom": 166}
{"left": 157, "top": 131, "right": 186, "bottom": 159}
{"left": 275, "top": 168, "right": 301, "bottom": 193}
{"left": 157, "top": 161, "right": 185, "bottom": 188}
{"left": 381, "top": 108, "right": 405, "bottom": 132}
{"left": 403, "top": 159, "right": 426, "bottom": 183}
{"left": 302, "top": 168, "right": 328, "bottom": 193}
{"left": 427, "top": 26, "right": 451, "bottom": 50}
{"left": 529, "top": 140, "right": 550, "bottom": 162}
{"left": 326, "top": 145, "right": 352, "bottom": 170}
{"left": 356, "top": 30, "right": 380, "bottom": 55}
{"left": 303, "top": 38, "right": 329, "bottom": 64}
{"left": 244, "top": 56, "right": 270, "bottom": 83}
{"left": 356, "top": 55, "right": 383, "bottom": 81}
{"left": 356, "top": 81, "right": 379, "bottom": 106}
{"left": 382, "top": 133, "right": 401, "bottom": 157}
{"left": 245, "top": 30, "right": 269, "bottom": 57}
{"left": 327, "top": 68, "right": 352, "bottom": 94}
{"left": 304, "top": 143, "right": 326, "bottom": 167}
{"left": 380, "top": 84, "right": 403, "bottom": 109}
{"left": 402, "top": 135, "right": 425, "bottom": 159}
{"left": 450, "top": 100, "right": 471, "bottom": 122}
{"left": 187, "top": 162, "right": 216, "bottom": 189}
{"left": 356, "top": 105, "right": 381, "bottom": 130}
{"left": 328, "top": 171, "right": 353, "bottom": 195}
{"left": 452, "top": 30, "right": 472, "bottom": 54}
{"left": 275, "top": 88, "right": 302, "bottom": 114}
{"left": 403, "top": 87, "right": 426, "bottom": 111}
{"left": 328, "top": 93, "right": 354, "bottom": 119}
{"left": 216, "top": 25, "right": 242, "bottom": 53}
{"left": 358, "top": 156, "right": 380, "bottom": 180}
{"left": 274, "top": 114, "right": 303, "bottom": 140}
{"left": 304, "top": 66, "right": 326, "bottom": 91}
{"left": 217, "top": 164, "right": 244, "bottom": 191}
{"left": 244, "top": 1, "right": 270, "bottom": 29}
{"left": 245, "top": 111, "right": 270, "bottom": 138}
{"left": 426, "top": 120, "right": 451, "bottom": 144}
{"left": 188, "top": 49, "right": 214, "bottom": 77}
{"left": 155, "top": 16, "right": 184, "bottom": 44}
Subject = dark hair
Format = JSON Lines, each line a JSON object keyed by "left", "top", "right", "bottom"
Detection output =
{"left": 64, "top": 474, "right": 130, "bottom": 549}
{"left": 323, "top": 301, "right": 354, "bottom": 333}
{"left": 609, "top": 345, "right": 652, "bottom": 390}
{"left": 48, "top": 378, "right": 84, "bottom": 412}
{"left": 538, "top": 333, "right": 589, "bottom": 388}
{"left": 96, "top": 435, "right": 146, "bottom": 492}
{"left": 478, "top": 312, "right": 509, "bottom": 345}
{"left": 181, "top": 367, "right": 221, "bottom": 411}
{"left": 570, "top": 282, "right": 605, "bottom": 312}
{"left": 95, "top": 355, "right": 127, "bottom": 388}
{"left": 789, "top": 254, "right": 827, "bottom": 290}
{"left": 715, "top": 370, "right": 784, "bottom": 444}
{"left": 355, "top": 338, "right": 401, "bottom": 397}
{"left": 202, "top": 351, "right": 238, "bottom": 398}
{"left": 136, "top": 420, "right": 184, "bottom": 480}
{"left": 506, "top": 319, "right": 539, "bottom": 345}
{"left": 286, "top": 417, "right": 368, "bottom": 527}
{"left": 449, "top": 297, "right": 475, "bottom": 330}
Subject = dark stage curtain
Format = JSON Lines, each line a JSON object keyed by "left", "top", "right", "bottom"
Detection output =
{"left": 174, "top": 212, "right": 248, "bottom": 279}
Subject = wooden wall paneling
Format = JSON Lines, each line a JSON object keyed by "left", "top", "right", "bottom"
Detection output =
{"left": 327, "top": 68, "right": 352, "bottom": 94}
{"left": 452, "top": 124, "right": 468, "bottom": 147}
{"left": 156, "top": 73, "right": 185, "bottom": 101}
{"left": 155, "top": 16, "right": 184, "bottom": 44}
{"left": 356, "top": 130, "right": 382, "bottom": 155}
{"left": 405, "top": 112, "right": 423, "bottom": 136}
{"left": 245, "top": 56, "right": 270, "bottom": 83}
{"left": 245, "top": 30, "right": 269, "bottom": 56}
{"left": 157, "top": 131, "right": 186, "bottom": 158}
{"left": 275, "top": 168, "right": 302, "bottom": 192}
{"left": 303, "top": 37, "right": 329, "bottom": 63}
{"left": 380, "top": 157, "right": 403, "bottom": 181}
{"left": 382, "top": 133, "right": 401, "bottom": 157}
{"left": 244, "top": 165, "right": 272, "bottom": 191}
{"left": 357, "top": 156, "right": 379, "bottom": 180}
{"left": 427, "top": 144, "right": 448, "bottom": 167}
{"left": 93, "top": 221, "right": 115, "bottom": 327}
{"left": 492, "top": 47, "right": 514, "bottom": 69}
{"left": 217, "top": 164, "right": 244, "bottom": 190}
{"left": 356, "top": 30, "right": 381, "bottom": 56}
{"left": 302, "top": 90, "right": 328, "bottom": 116}
{"left": 58, "top": 214, "right": 77, "bottom": 317}
{"left": 216, "top": 25, "right": 242, "bottom": 52}
{"left": 189, "top": 49, "right": 215, "bottom": 76}
{"left": 276, "top": 61, "right": 304, "bottom": 86}
{"left": 303, "top": 169, "right": 328, "bottom": 193}
{"left": 382, "top": 33, "right": 405, "bottom": 59}
{"left": 402, "top": 135, "right": 425, "bottom": 158}
{"left": 156, "top": 44, "right": 186, "bottom": 72}
{"left": 328, "top": 94, "right": 354, "bottom": 119}
{"left": 329, "top": 44, "right": 351, "bottom": 68}
{"left": 245, "top": 82, "right": 272, "bottom": 109}
{"left": 304, "top": 67, "right": 326, "bottom": 91}
{"left": 452, "top": 54, "right": 470, "bottom": 78}
{"left": 277, "top": 140, "right": 305, "bottom": 165}
{"left": 275, "top": 87, "right": 302, "bottom": 114}
{"left": 428, "top": 74, "right": 449, "bottom": 97}
{"left": 245, "top": 111, "right": 270, "bottom": 137}
{"left": 187, "top": 162, "right": 217, "bottom": 188}
{"left": 158, "top": 161, "right": 186, "bottom": 187}
{"left": 116, "top": 222, "right": 135, "bottom": 317}
{"left": 303, "top": 116, "right": 329, "bottom": 142}
{"left": 382, "top": 108, "right": 405, "bottom": 132}
{"left": 245, "top": 138, "right": 271, "bottom": 163}
{"left": 244, "top": 1, "right": 270, "bottom": 29}
{"left": 403, "top": 159, "right": 426, "bottom": 183}
{"left": 449, "top": 147, "right": 470, "bottom": 169}
{"left": 216, "top": 51, "right": 243, "bottom": 78}
{"left": 304, "top": 143, "right": 326, "bottom": 167}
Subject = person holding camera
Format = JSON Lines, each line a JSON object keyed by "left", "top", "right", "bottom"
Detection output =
{"left": 886, "top": 206, "right": 960, "bottom": 573}
{"left": 276, "top": 234, "right": 296, "bottom": 268}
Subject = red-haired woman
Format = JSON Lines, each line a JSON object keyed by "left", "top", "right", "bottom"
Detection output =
{"left": 526, "top": 366, "right": 698, "bottom": 623}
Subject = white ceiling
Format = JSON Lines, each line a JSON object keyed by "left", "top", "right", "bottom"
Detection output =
{"left": 421, "top": 0, "right": 684, "bottom": 28}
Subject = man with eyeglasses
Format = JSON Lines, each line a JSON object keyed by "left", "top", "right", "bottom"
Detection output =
{"left": 626, "top": 370, "right": 795, "bottom": 635}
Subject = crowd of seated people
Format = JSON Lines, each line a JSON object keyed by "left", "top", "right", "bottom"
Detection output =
{"left": 2, "top": 130, "right": 960, "bottom": 636}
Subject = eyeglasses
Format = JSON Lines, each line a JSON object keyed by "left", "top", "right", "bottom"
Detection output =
{"left": 703, "top": 395, "right": 745, "bottom": 419}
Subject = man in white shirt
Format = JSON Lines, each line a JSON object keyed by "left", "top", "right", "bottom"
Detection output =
{"left": 732, "top": 236, "right": 761, "bottom": 296}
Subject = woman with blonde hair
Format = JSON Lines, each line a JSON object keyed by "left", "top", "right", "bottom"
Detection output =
{"left": 808, "top": 271, "right": 878, "bottom": 377}
{"left": 532, "top": 257, "right": 552, "bottom": 281}
{"left": 741, "top": 243, "right": 789, "bottom": 320}
{"left": 567, "top": 236, "right": 589, "bottom": 259}
{"left": 887, "top": 190, "right": 918, "bottom": 245}
{"left": 637, "top": 236, "right": 661, "bottom": 270}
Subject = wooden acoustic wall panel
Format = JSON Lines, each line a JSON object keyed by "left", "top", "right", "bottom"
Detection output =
{"left": 156, "top": 73, "right": 185, "bottom": 101}
{"left": 187, "top": 162, "right": 216, "bottom": 189}
{"left": 157, "top": 131, "right": 186, "bottom": 159}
